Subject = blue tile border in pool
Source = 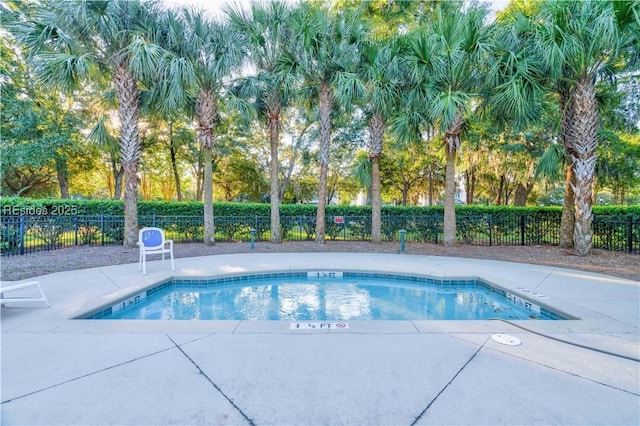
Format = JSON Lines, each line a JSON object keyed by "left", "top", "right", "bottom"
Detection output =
{"left": 81, "top": 271, "right": 573, "bottom": 320}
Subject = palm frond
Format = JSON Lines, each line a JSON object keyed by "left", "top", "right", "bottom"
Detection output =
{"left": 352, "top": 152, "right": 372, "bottom": 189}
{"left": 87, "top": 114, "right": 119, "bottom": 154}
{"left": 127, "top": 35, "right": 163, "bottom": 81}
{"left": 35, "top": 53, "right": 92, "bottom": 91}
{"left": 535, "top": 143, "right": 566, "bottom": 181}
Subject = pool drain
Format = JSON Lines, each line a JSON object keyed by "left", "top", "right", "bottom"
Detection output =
{"left": 491, "top": 334, "right": 522, "bottom": 346}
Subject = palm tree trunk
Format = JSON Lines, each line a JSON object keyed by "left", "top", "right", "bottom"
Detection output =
{"left": 194, "top": 156, "right": 203, "bottom": 201}
{"left": 202, "top": 145, "right": 215, "bottom": 245}
{"left": 197, "top": 89, "right": 217, "bottom": 246}
{"left": 315, "top": 82, "right": 332, "bottom": 244}
{"left": 371, "top": 156, "right": 381, "bottom": 243}
{"left": 559, "top": 88, "right": 575, "bottom": 248}
{"left": 559, "top": 167, "right": 576, "bottom": 248}
{"left": 269, "top": 107, "right": 282, "bottom": 243}
{"left": 568, "top": 81, "right": 598, "bottom": 256}
{"left": 443, "top": 145, "right": 457, "bottom": 246}
{"left": 369, "top": 112, "right": 384, "bottom": 244}
{"left": 123, "top": 161, "right": 138, "bottom": 241}
{"left": 443, "top": 114, "right": 463, "bottom": 246}
{"left": 114, "top": 65, "right": 140, "bottom": 248}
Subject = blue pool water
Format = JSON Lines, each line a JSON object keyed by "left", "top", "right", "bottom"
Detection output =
{"left": 89, "top": 273, "right": 560, "bottom": 320}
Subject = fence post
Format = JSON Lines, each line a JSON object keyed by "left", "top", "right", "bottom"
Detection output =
{"left": 488, "top": 215, "right": 493, "bottom": 247}
{"left": 520, "top": 215, "right": 525, "bottom": 246}
{"left": 19, "top": 215, "right": 25, "bottom": 255}
{"left": 250, "top": 228, "right": 256, "bottom": 249}
{"left": 628, "top": 215, "right": 634, "bottom": 254}
{"left": 100, "top": 215, "right": 105, "bottom": 246}
{"left": 399, "top": 229, "right": 406, "bottom": 252}
{"left": 74, "top": 215, "right": 79, "bottom": 246}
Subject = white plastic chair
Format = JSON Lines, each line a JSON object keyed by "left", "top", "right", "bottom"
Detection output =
{"left": 137, "top": 227, "right": 175, "bottom": 275}
{"left": 0, "top": 281, "right": 50, "bottom": 307}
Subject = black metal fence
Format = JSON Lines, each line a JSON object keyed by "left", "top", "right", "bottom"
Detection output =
{"left": 1, "top": 214, "right": 638, "bottom": 256}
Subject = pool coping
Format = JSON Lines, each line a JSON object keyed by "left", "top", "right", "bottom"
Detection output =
{"left": 15, "top": 251, "right": 628, "bottom": 343}
{"left": 2, "top": 251, "right": 638, "bottom": 340}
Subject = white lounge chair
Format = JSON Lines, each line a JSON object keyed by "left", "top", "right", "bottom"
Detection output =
{"left": 0, "top": 281, "right": 50, "bottom": 307}
{"left": 137, "top": 227, "right": 175, "bottom": 275}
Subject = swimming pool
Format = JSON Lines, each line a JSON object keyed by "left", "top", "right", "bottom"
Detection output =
{"left": 84, "top": 272, "right": 566, "bottom": 321}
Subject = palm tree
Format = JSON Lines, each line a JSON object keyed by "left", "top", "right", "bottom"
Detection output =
{"left": 13, "top": 0, "right": 163, "bottom": 247}
{"left": 398, "top": 4, "right": 491, "bottom": 246}
{"left": 152, "top": 6, "right": 245, "bottom": 245}
{"left": 359, "top": 39, "right": 402, "bottom": 243}
{"left": 288, "top": 4, "right": 366, "bottom": 243}
{"left": 226, "top": 0, "right": 297, "bottom": 244}
{"left": 534, "top": 0, "right": 639, "bottom": 255}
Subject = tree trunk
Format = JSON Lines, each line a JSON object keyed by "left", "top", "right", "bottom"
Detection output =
{"left": 315, "top": 82, "right": 332, "bottom": 244}
{"left": 203, "top": 146, "right": 215, "bottom": 245}
{"left": 558, "top": 87, "right": 575, "bottom": 248}
{"left": 470, "top": 173, "right": 476, "bottom": 205}
{"left": 269, "top": 105, "right": 282, "bottom": 243}
{"left": 123, "top": 161, "right": 138, "bottom": 246}
{"left": 369, "top": 112, "right": 384, "bottom": 244}
{"left": 168, "top": 122, "right": 182, "bottom": 201}
{"left": 55, "top": 157, "right": 70, "bottom": 199}
{"left": 514, "top": 183, "right": 529, "bottom": 206}
{"left": 504, "top": 184, "right": 514, "bottom": 205}
{"left": 560, "top": 167, "right": 576, "bottom": 248}
{"left": 402, "top": 182, "right": 409, "bottom": 205}
{"left": 281, "top": 148, "right": 296, "bottom": 202}
{"left": 495, "top": 175, "right": 505, "bottom": 205}
{"left": 568, "top": 81, "right": 598, "bottom": 256}
{"left": 112, "top": 158, "right": 124, "bottom": 200}
{"left": 281, "top": 124, "right": 310, "bottom": 201}
{"left": 465, "top": 170, "right": 476, "bottom": 205}
{"left": 465, "top": 171, "right": 470, "bottom": 205}
{"left": 196, "top": 89, "right": 217, "bottom": 246}
{"left": 442, "top": 113, "right": 463, "bottom": 246}
{"left": 114, "top": 65, "right": 140, "bottom": 248}
{"left": 194, "top": 156, "right": 203, "bottom": 202}
{"left": 428, "top": 169, "right": 434, "bottom": 206}
{"left": 371, "top": 156, "right": 381, "bottom": 243}
{"left": 443, "top": 145, "right": 457, "bottom": 246}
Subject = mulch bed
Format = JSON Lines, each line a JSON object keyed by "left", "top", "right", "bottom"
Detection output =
{"left": 1, "top": 241, "right": 638, "bottom": 282}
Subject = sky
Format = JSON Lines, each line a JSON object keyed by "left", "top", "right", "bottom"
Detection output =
{"left": 164, "top": 0, "right": 511, "bottom": 20}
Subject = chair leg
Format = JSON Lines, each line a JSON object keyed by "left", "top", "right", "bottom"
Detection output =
{"left": 142, "top": 255, "right": 146, "bottom": 275}
{"left": 170, "top": 250, "right": 175, "bottom": 271}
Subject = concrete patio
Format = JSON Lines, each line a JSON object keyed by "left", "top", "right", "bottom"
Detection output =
{"left": 1, "top": 252, "right": 639, "bottom": 425}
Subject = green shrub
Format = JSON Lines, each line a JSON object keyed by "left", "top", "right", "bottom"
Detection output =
{"left": 4, "top": 197, "right": 637, "bottom": 221}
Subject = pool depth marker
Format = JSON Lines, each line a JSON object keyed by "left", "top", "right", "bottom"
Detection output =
{"left": 290, "top": 322, "right": 349, "bottom": 330}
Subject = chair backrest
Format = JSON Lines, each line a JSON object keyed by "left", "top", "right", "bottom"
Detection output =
{"left": 139, "top": 227, "right": 164, "bottom": 248}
